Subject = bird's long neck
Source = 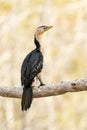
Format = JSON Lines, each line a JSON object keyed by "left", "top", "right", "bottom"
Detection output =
{"left": 34, "top": 37, "right": 41, "bottom": 49}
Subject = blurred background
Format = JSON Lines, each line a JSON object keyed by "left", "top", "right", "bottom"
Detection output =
{"left": 0, "top": 0, "right": 87, "bottom": 130}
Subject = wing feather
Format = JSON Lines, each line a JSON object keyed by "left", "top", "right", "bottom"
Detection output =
{"left": 21, "top": 50, "right": 43, "bottom": 86}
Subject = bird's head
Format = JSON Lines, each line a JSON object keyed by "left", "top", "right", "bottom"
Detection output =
{"left": 35, "top": 25, "right": 53, "bottom": 42}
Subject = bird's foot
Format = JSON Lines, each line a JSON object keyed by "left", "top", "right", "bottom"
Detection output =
{"left": 38, "top": 83, "right": 45, "bottom": 88}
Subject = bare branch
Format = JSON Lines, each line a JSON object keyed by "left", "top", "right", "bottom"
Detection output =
{"left": 0, "top": 78, "right": 87, "bottom": 99}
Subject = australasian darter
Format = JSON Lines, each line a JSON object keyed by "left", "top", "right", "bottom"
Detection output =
{"left": 21, "top": 25, "right": 53, "bottom": 111}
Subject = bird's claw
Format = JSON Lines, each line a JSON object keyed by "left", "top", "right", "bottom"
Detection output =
{"left": 38, "top": 83, "right": 45, "bottom": 88}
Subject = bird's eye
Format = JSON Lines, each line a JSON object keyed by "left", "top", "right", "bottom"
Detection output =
{"left": 43, "top": 27, "right": 47, "bottom": 31}
{"left": 44, "top": 27, "right": 46, "bottom": 29}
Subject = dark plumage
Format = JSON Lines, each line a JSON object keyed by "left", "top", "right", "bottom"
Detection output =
{"left": 21, "top": 25, "right": 53, "bottom": 111}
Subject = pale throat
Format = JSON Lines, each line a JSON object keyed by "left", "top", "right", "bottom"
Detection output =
{"left": 35, "top": 33, "right": 44, "bottom": 52}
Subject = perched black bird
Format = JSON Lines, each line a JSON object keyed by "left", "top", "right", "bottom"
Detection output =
{"left": 21, "top": 25, "right": 53, "bottom": 111}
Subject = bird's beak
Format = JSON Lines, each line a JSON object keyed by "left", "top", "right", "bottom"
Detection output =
{"left": 44, "top": 26, "right": 53, "bottom": 31}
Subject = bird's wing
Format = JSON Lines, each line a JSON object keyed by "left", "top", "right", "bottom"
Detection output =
{"left": 21, "top": 50, "right": 43, "bottom": 86}
{"left": 21, "top": 52, "right": 32, "bottom": 86}
{"left": 26, "top": 50, "right": 43, "bottom": 81}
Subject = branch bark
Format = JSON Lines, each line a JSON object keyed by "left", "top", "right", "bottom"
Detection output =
{"left": 0, "top": 78, "right": 87, "bottom": 99}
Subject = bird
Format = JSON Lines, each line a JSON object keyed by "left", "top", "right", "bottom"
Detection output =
{"left": 21, "top": 25, "right": 53, "bottom": 111}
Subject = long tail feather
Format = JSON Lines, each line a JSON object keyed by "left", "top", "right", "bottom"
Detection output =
{"left": 21, "top": 86, "right": 33, "bottom": 111}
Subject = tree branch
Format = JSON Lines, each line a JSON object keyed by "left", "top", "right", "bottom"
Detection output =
{"left": 0, "top": 78, "right": 87, "bottom": 99}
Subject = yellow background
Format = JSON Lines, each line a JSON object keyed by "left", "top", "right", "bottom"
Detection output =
{"left": 0, "top": 0, "right": 87, "bottom": 130}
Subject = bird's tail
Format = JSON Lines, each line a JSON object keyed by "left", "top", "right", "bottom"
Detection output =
{"left": 21, "top": 85, "right": 33, "bottom": 111}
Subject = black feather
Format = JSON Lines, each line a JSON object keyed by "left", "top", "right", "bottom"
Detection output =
{"left": 21, "top": 38, "right": 43, "bottom": 111}
{"left": 21, "top": 86, "right": 33, "bottom": 111}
